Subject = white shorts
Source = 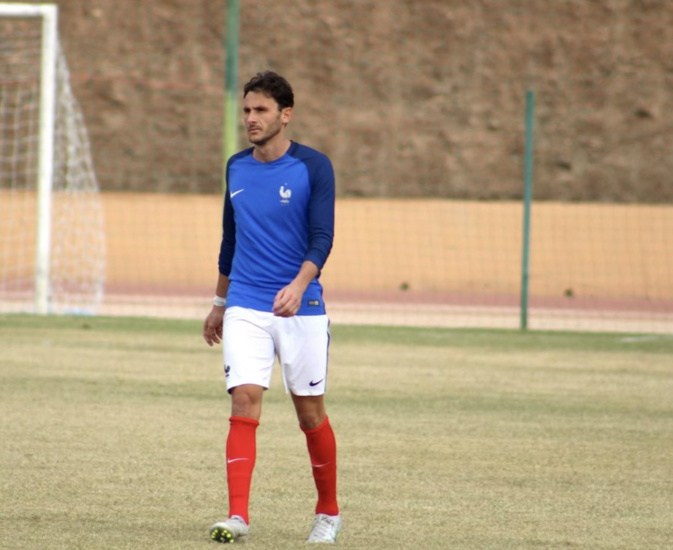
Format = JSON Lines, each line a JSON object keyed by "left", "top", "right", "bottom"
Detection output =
{"left": 222, "top": 306, "right": 331, "bottom": 396}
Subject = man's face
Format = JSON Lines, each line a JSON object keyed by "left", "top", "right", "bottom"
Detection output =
{"left": 243, "top": 91, "right": 292, "bottom": 146}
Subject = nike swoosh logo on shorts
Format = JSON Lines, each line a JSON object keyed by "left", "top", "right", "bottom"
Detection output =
{"left": 309, "top": 379, "right": 324, "bottom": 387}
{"left": 230, "top": 189, "right": 245, "bottom": 198}
{"left": 227, "top": 457, "right": 249, "bottom": 464}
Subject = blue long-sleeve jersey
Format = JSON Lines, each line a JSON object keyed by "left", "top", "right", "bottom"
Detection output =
{"left": 218, "top": 141, "right": 335, "bottom": 315}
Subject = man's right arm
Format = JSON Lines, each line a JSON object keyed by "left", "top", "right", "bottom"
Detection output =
{"left": 203, "top": 272, "right": 230, "bottom": 346}
{"left": 206, "top": 156, "right": 238, "bottom": 346}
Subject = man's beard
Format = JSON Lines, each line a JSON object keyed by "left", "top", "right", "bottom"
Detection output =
{"left": 249, "top": 124, "right": 282, "bottom": 146}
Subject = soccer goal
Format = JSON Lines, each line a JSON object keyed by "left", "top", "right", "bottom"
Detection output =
{"left": 0, "top": 3, "right": 105, "bottom": 315}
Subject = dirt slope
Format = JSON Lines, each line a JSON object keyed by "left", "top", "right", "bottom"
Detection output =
{"left": 26, "top": 0, "right": 673, "bottom": 200}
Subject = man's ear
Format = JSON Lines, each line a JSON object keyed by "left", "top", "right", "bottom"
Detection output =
{"left": 281, "top": 106, "right": 293, "bottom": 125}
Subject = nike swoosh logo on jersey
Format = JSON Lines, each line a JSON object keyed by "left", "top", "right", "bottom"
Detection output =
{"left": 312, "top": 462, "right": 331, "bottom": 468}
{"left": 227, "top": 457, "right": 249, "bottom": 464}
{"left": 231, "top": 189, "right": 245, "bottom": 198}
{"left": 309, "top": 379, "right": 324, "bottom": 387}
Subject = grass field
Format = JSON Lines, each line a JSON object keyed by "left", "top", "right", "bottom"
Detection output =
{"left": 1, "top": 314, "right": 672, "bottom": 550}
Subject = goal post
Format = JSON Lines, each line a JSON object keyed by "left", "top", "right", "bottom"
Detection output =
{"left": 2, "top": 3, "right": 57, "bottom": 314}
{"left": 0, "top": 3, "right": 105, "bottom": 315}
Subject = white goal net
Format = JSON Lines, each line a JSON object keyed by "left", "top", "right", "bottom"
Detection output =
{"left": 0, "top": 5, "right": 105, "bottom": 315}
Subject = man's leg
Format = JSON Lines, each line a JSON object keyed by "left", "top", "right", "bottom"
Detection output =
{"left": 211, "top": 384, "right": 263, "bottom": 543}
{"left": 293, "top": 394, "right": 340, "bottom": 518}
{"left": 227, "top": 384, "right": 263, "bottom": 522}
{"left": 294, "top": 395, "right": 341, "bottom": 543}
{"left": 280, "top": 315, "right": 340, "bottom": 542}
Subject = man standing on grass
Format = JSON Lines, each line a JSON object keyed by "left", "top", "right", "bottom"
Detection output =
{"left": 202, "top": 71, "right": 341, "bottom": 544}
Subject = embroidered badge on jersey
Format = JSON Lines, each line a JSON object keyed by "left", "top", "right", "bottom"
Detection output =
{"left": 279, "top": 184, "right": 292, "bottom": 204}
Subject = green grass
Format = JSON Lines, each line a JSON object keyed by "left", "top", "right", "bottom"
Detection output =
{"left": 1, "top": 314, "right": 672, "bottom": 549}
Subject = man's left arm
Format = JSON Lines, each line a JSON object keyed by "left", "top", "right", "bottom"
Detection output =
{"left": 304, "top": 153, "right": 335, "bottom": 275}
{"left": 273, "top": 152, "right": 335, "bottom": 317}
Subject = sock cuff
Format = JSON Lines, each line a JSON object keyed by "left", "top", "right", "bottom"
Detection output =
{"left": 301, "top": 415, "right": 330, "bottom": 435}
{"left": 230, "top": 416, "right": 260, "bottom": 428}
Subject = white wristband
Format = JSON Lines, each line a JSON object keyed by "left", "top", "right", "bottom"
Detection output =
{"left": 213, "top": 295, "right": 227, "bottom": 307}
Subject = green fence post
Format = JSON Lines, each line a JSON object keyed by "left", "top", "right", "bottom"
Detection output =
{"left": 222, "top": 0, "right": 240, "bottom": 193}
{"left": 520, "top": 89, "right": 535, "bottom": 330}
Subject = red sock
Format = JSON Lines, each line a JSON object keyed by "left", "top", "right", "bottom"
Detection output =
{"left": 303, "top": 416, "right": 339, "bottom": 516}
{"left": 226, "top": 416, "right": 259, "bottom": 524}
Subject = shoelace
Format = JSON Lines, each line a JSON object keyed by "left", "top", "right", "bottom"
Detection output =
{"left": 229, "top": 517, "right": 247, "bottom": 531}
{"left": 311, "top": 516, "right": 337, "bottom": 539}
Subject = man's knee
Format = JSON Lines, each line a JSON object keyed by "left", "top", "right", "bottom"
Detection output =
{"left": 293, "top": 394, "right": 326, "bottom": 430}
{"left": 230, "top": 384, "right": 264, "bottom": 420}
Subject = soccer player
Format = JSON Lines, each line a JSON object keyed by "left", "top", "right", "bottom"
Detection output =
{"left": 202, "top": 71, "right": 341, "bottom": 544}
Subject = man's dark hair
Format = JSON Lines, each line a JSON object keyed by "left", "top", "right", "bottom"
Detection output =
{"left": 243, "top": 71, "right": 294, "bottom": 110}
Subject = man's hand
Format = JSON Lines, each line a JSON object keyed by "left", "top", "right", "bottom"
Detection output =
{"left": 273, "top": 261, "right": 318, "bottom": 317}
{"left": 272, "top": 284, "right": 303, "bottom": 317}
{"left": 203, "top": 306, "right": 225, "bottom": 346}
